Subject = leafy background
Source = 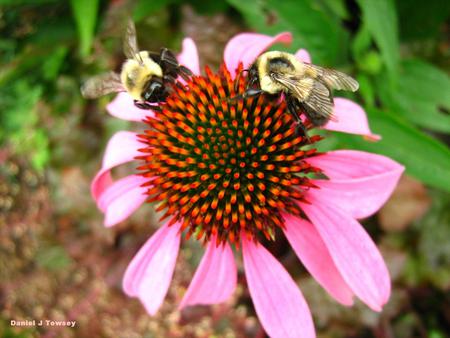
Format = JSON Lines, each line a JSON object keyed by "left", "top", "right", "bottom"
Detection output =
{"left": 0, "top": 0, "right": 449, "bottom": 337}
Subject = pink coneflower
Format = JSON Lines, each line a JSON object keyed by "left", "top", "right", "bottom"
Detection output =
{"left": 91, "top": 32, "right": 404, "bottom": 338}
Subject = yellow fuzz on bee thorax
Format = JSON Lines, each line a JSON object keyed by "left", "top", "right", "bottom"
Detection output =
{"left": 257, "top": 51, "right": 305, "bottom": 94}
{"left": 120, "top": 51, "right": 163, "bottom": 101}
{"left": 260, "top": 75, "right": 284, "bottom": 94}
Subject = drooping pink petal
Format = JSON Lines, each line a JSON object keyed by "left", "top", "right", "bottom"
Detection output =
{"left": 301, "top": 199, "right": 391, "bottom": 311}
{"left": 101, "top": 131, "right": 142, "bottom": 173}
{"left": 308, "top": 150, "right": 404, "bottom": 219}
{"left": 107, "top": 92, "right": 152, "bottom": 122}
{"left": 295, "top": 48, "right": 311, "bottom": 63}
{"left": 324, "top": 98, "right": 380, "bottom": 139}
{"left": 224, "top": 32, "right": 292, "bottom": 76}
{"left": 307, "top": 149, "right": 404, "bottom": 181}
{"left": 96, "top": 174, "right": 148, "bottom": 227}
{"left": 242, "top": 236, "right": 315, "bottom": 338}
{"left": 179, "top": 237, "right": 237, "bottom": 309}
{"left": 309, "top": 170, "right": 404, "bottom": 220}
{"left": 123, "top": 222, "right": 181, "bottom": 315}
{"left": 177, "top": 37, "right": 200, "bottom": 76}
{"left": 91, "top": 131, "right": 142, "bottom": 203}
{"left": 283, "top": 213, "right": 354, "bottom": 306}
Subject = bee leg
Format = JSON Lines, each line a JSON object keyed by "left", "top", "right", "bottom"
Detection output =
{"left": 149, "top": 104, "right": 162, "bottom": 112}
{"left": 233, "top": 69, "right": 249, "bottom": 92}
{"left": 287, "top": 97, "right": 310, "bottom": 142}
{"left": 179, "top": 65, "right": 193, "bottom": 78}
{"left": 295, "top": 121, "right": 310, "bottom": 141}
{"left": 134, "top": 100, "right": 151, "bottom": 109}
{"left": 133, "top": 100, "right": 162, "bottom": 111}
{"left": 163, "top": 74, "right": 177, "bottom": 84}
{"left": 160, "top": 48, "right": 179, "bottom": 67}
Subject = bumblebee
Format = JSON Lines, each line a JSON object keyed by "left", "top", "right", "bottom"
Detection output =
{"left": 236, "top": 51, "right": 359, "bottom": 136}
{"left": 81, "top": 20, "right": 192, "bottom": 109}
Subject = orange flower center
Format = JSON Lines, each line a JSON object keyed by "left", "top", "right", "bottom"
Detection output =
{"left": 137, "top": 64, "right": 322, "bottom": 245}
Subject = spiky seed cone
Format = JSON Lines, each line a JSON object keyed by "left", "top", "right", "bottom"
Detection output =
{"left": 137, "top": 64, "right": 322, "bottom": 245}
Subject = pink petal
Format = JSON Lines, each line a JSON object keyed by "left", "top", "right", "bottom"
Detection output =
{"left": 224, "top": 32, "right": 292, "bottom": 77}
{"left": 301, "top": 199, "right": 391, "bottom": 311}
{"left": 107, "top": 92, "right": 152, "bottom": 122}
{"left": 295, "top": 49, "right": 311, "bottom": 63}
{"left": 310, "top": 171, "right": 404, "bottom": 220}
{"left": 177, "top": 37, "right": 200, "bottom": 76}
{"left": 123, "top": 222, "right": 181, "bottom": 315}
{"left": 324, "top": 98, "right": 381, "bottom": 139}
{"left": 307, "top": 149, "right": 404, "bottom": 181}
{"left": 100, "top": 131, "right": 142, "bottom": 170}
{"left": 242, "top": 236, "right": 315, "bottom": 338}
{"left": 308, "top": 150, "right": 404, "bottom": 219}
{"left": 283, "top": 213, "right": 354, "bottom": 306}
{"left": 179, "top": 237, "right": 237, "bottom": 309}
{"left": 91, "top": 131, "right": 142, "bottom": 203}
{"left": 97, "top": 174, "right": 148, "bottom": 227}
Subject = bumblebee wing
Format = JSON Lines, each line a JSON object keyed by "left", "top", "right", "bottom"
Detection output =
{"left": 272, "top": 73, "right": 336, "bottom": 123}
{"left": 304, "top": 63, "right": 359, "bottom": 92}
{"left": 123, "top": 19, "right": 141, "bottom": 61}
{"left": 271, "top": 73, "right": 312, "bottom": 100}
{"left": 302, "top": 80, "right": 336, "bottom": 123}
{"left": 81, "top": 72, "right": 123, "bottom": 99}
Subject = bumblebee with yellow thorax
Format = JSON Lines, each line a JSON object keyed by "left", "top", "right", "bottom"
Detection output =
{"left": 81, "top": 20, "right": 192, "bottom": 110}
{"left": 120, "top": 51, "right": 163, "bottom": 101}
{"left": 237, "top": 50, "right": 359, "bottom": 138}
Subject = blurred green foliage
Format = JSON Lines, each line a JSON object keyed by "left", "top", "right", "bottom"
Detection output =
{"left": 0, "top": 0, "right": 449, "bottom": 189}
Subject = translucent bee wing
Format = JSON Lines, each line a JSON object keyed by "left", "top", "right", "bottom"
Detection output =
{"left": 271, "top": 73, "right": 337, "bottom": 125}
{"left": 303, "top": 63, "right": 359, "bottom": 92}
{"left": 81, "top": 72, "right": 124, "bottom": 99}
{"left": 302, "top": 81, "right": 337, "bottom": 124}
{"left": 123, "top": 19, "right": 141, "bottom": 62}
{"left": 271, "top": 73, "right": 311, "bottom": 100}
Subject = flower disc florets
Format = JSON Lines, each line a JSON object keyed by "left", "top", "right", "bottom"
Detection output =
{"left": 137, "top": 64, "right": 322, "bottom": 245}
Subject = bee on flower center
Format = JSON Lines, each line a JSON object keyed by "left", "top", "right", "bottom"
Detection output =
{"left": 81, "top": 20, "right": 192, "bottom": 110}
{"left": 233, "top": 51, "right": 359, "bottom": 137}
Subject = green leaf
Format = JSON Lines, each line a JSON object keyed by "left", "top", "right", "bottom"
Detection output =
{"left": 397, "top": 0, "right": 450, "bottom": 41}
{"left": 0, "top": 0, "right": 59, "bottom": 4}
{"left": 351, "top": 22, "right": 372, "bottom": 60}
{"left": 30, "top": 129, "right": 50, "bottom": 171}
{"left": 133, "top": 0, "right": 179, "bottom": 21}
{"left": 0, "top": 81, "right": 42, "bottom": 133}
{"left": 356, "top": 74, "right": 375, "bottom": 107}
{"left": 70, "top": 0, "right": 99, "bottom": 57}
{"left": 378, "top": 59, "right": 450, "bottom": 132}
{"left": 356, "top": 0, "right": 399, "bottom": 75}
{"left": 357, "top": 50, "right": 382, "bottom": 75}
{"left": 189, "top": 0, "right": 230, "bottom": 14}
{"left": 333, "top": 108, "right": 450, "bottom": 192}
{"left": 42, "top": 46, "right": 68, "bottom": 81}
{"left": 317, "top": 0, "right": 349, "bottom": 19}
{"left": 226, "top": 0, "right": 349, "bottom": 65}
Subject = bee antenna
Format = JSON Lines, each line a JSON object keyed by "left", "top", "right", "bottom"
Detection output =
{"left": 234, "top": 68, "right": 249, "bottom": 92}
